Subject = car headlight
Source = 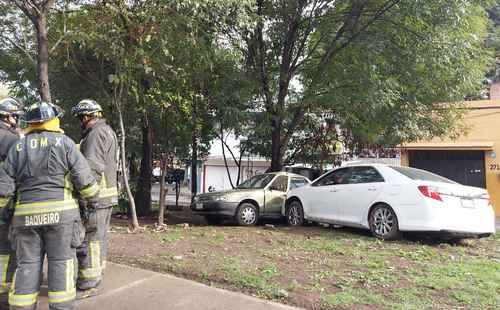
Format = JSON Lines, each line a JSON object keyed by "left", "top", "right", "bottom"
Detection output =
{"left": 193, "top": 196, "right": 199, "bottom": 203}
{"left": 214, "top": 196, "right": 227, "bottom": 201}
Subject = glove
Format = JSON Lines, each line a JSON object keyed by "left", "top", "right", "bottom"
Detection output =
{"left": 0, "top": 197, "right": 14, "bottom": 226}
{"left": 82, "top": 199, "right": 99, "bottom": 232}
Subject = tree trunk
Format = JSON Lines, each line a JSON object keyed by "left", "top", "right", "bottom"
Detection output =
{"left": 190, "top": 100, "right": 198, "bottom": 198}
{"left": 117, "top": 106, "right": 139, "bottom": 230}
{"left": 134, "top": 115, "right": 153, "bottom": 216}
{"left": 270, "top": 122, "right": 283, "bottom": 172}
{"left": 220, "top": 129, "right": 235, "bottom": 189}
{"left": 157, "top": 155, "right": 168, "bottom": 225}
{"left": 34, "top": 14, "right": 51, "bottom": 102}
{"left": 191, "top": 132, "right": 198, "bottom": 197}
{"left": 236, "top": 147, "right": 244, "bottom": 185}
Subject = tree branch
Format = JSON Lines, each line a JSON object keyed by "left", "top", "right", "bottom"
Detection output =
{"left": 315, "top": 0, "right": 401, "bottom": 79}
{"left": 0, "top": 34, "right": 35, "bottom": 63}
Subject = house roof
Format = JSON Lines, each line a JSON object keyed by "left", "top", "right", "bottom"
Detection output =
{"left": 400, "top": 141, "right": 494, "bottom": 151}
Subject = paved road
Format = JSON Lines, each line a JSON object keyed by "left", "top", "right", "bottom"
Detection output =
{"left": 151, "top": 184, "right": 191, "bottom": 207}
{"left": 34, "top": 263, "right": 301, "bottom": 310}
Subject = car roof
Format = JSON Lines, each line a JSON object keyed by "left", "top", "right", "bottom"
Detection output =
{"left": 265, "top": 171, "right": 310, "bottom": 179}
{"left": 341, "top": 163, "right": 389, "bottom": 167}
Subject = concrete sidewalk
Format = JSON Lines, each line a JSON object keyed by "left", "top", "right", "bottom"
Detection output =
{"left": 36, "top": 263, "right": 301, "bottom": 310}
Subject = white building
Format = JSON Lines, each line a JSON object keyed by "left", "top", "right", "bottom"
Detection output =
{"left": 197, "top": 133, "right": 270, "bottom": 193}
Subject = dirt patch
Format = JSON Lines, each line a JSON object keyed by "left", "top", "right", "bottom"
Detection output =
{"left": 108, "top": 209, "right": 500, "bottom": 310}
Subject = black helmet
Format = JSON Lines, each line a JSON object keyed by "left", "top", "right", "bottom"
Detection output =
{"left": 71, "top": 99, "right": 103, "bottom": 117}
{"left": 0, "top": 97, "right": 23, "bottom": 117}
{"left": 23, "top": 101, "right": 64, "bottom": 123}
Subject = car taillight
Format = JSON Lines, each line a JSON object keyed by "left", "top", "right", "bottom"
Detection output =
{"left": 479, "top": 194, "right": 492, "bottom": 207}
{"left": 418, "top": 185, "right": 443, "bottom": 202}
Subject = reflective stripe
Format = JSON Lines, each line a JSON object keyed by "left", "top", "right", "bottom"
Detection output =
{"left": 79, "top": 241, "right": 101, "bottom": 280}
{"left": 9, "top": 291, "right": 39, "bottom": 307}
{"left": 64, "top": 174, "right": 74, "bottom": 201}
{"left": 67, "top": 258, "right": 74, "bottom": 293}
{"left": 80, "top": 183, "right": 99, "bottom": 199}
{"left": 99, "top": 187, "right": 118, "bottom": 199}
{"left": 49, "top": 258, "right": 76, "bottom": 303}
{"left": 0, "top": 255, "right": 9, "bottom": 291}
{"left": 14, "top": 175, "right": 78, "bottom": 217}
{"left": 0, "top": 197, "right": 9, "bottom": 208}
{"left": 48, "top": 289, "right": 76, "bottom": 303}
{"left": 14, "top": 200, "right": 78, "bottom": 216}
{"left": 99, "top": 172, "right": 118, "bottom": 199}
{"left": 79, "top": 267, "right": 101, "bottom": 279}
{"left": 91, "top": 241, "right": 101, "bottom": 271}
{"left": 9, "top": 268, "right": 39, "bottom": 306}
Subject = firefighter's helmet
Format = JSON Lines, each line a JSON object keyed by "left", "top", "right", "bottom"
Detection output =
{"left": 22, "top": 101, "right": 64, "bottom": 123}
{"left": 0, "top": 97, "right": 23, "bottom": 117}
{"left": 71, "top": 99, "right": 103, "bottom": 117}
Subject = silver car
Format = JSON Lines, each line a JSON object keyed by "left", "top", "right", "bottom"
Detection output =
{"left": 191, "top": 172, "right": 310, "bottom": 225}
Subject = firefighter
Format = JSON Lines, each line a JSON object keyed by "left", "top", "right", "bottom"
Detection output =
{"left": 71, "top": 99, "right": 118, "bottom": 298}
{"left": 0, "top": 97, "right": 23, "bottom": 308}
{"left": 0, "top": 101, "right": 99, "bottom": 310}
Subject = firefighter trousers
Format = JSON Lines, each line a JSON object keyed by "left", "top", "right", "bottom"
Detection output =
{"left": 9, "top": 221, "right": 83, "bottom": 310}
{"left": 0, "top": 225, "right": 16, "bottom": 308}
{"left": 76, "top": 207, "right": 112, "bottom": 290}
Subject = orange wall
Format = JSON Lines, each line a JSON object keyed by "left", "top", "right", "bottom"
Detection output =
{"left": 400, "top": 100, "right": 500, "bottom": 215}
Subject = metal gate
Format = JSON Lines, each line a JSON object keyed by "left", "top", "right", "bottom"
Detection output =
{"left": 409, "top": 150, "right": 486, "bottom": 188}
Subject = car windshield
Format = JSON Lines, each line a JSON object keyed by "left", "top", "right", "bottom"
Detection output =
{"left": 389, "top": 166, "right": 456, "bottom": 184}
{"left": 237, "top": 174, "right": 276, "bottom": 189}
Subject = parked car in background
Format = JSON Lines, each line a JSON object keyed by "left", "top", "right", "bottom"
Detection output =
{"left": 285, "top": 164, "right": 496, "bottom": 240}
{"left": 284, "top": 166, "right": 321, "bottom": 182}
{"left": 191, "top": 172, "right": 310, "bottom": 225}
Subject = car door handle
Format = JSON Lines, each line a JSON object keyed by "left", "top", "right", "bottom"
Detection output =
{"left": 330, "top": 189, "right": 339, "bottom": 192}
{"left": 367, "top": 187, "right": 378, "bottom": 191}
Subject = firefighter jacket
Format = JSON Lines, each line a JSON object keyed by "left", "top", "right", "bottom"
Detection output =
{"left": 80, "top": 118, "right": 118, "bottom": 208}
{"left": 0, "top": 121, "right": 19, "bottom": 209}
{"left": 0, "top": 121, "right": 19, "bottom": 161}
{"left": 0, "top": 131, "right": 99, "bottom": 227}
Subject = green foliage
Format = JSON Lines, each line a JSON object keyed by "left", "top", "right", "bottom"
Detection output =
{"left": 0, "top": 0, "right": 496, "bottom": 169}
{"left": 230, "top": 0, "right": 493, "bottom": 166}
{"left": 310, "top": 0, "right": 492, "bottom": 145}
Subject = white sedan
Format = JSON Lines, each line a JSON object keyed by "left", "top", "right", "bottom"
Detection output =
{"left": 284, "top": 164, "right": 496, "bottom": 240}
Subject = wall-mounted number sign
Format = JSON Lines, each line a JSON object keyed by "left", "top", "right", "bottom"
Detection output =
{"left": 489, "top": 164, "right": 500, "bottom": 171}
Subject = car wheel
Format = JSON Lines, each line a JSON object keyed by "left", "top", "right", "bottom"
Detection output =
{"left": 286, "top": 200, "right": 304, "bottom": 226}
{"left": 236, "top": 203, "right": 258, "bottom": 226}
{"left": 204, "top": 216, "right": 224, "bottom": 225}
{"left": 369, "top": 204, "right": 401, "bottom": 240}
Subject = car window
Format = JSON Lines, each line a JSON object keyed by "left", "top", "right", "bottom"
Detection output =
{"left": 389, "top": 166, "right": 456, "bottom": 184}
{"left": 269, "top": 175, "right": 288, "bottom": 192}
{"left": 237, "top": 174, "right": 276, "bottom": 189}
{"left": 313, "top": 168, "right": 352, "bottom": 186}
{"left": 345, "top": 166, "right": 385, "bottom": 184}
{"left": 290, "top": 177, "right": 308, "bottom": 189}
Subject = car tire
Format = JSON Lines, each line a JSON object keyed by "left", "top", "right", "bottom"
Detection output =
{"left": 236, "top": 203, "right": 258, "bottom": 226}
{"left": 369, "top": 204, "right": 401, "bottom": 240}
{"left": 286, "top": 200, "right": 304, "bottom": 226}
{"left": 204, "top": 216, "right": 224, "bottom": 225}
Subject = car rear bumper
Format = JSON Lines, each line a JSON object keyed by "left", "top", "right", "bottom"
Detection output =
{"left": 399, "top": 203, "right": 496, "bottom": 235}
{"left": 190, "top": 201, "right": 239, "bottom": 217}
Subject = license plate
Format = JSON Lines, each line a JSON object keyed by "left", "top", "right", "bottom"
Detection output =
{"left": 461, "top": 199, "right": 474, "bottom": 209}
{"left": 195, "top": 203, "right": 203, "bottom": 210}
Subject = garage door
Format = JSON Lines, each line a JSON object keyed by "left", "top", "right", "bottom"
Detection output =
{"left": 409, "top": 150, "right": 486, "bottom": 188}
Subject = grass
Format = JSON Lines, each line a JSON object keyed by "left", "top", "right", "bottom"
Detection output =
{"left": 109, "top": 221, "right": 500, "bottom": 310}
